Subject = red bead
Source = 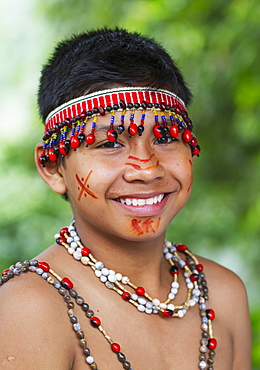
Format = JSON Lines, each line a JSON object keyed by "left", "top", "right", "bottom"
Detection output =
{"left": 60, "top": 227, "right": 69, "bottom": 236}
{"left": 136, "top": 287, "right": 145, "bottom": 296}
{"left": 190, "top": 273, "right": 199, "bottom": 282}
{"left": 175, "top": 108, "right": 181, "bottom": 114}
{"left": 162, "top": 309, "right": 174, "bottom": 317}
{"left": 206, "top": 309, "right": 215, "bottom": 320}
{"left": 86, "top": 133, "right": 95, "bottom": 145}
{"left": 190, "top": 137, "right": 198, "bottom": 146}
{"left": 61, "top": 277, "right": 73, "bottom": 290}
{"left": 59, "top": 141, "right": 68, "bottom": 156}
{"left": 122, "top": 292, "right": 131, "bottom": 301}
{"left": 81, "top": 248, "right": 91, "bottom": 256}
{"left": 182, "top": 129, "right": 193, "bottom": 143}
{"left": 38, "top": 262, "right": 50, "bottom": 272}
{"left": 111, "top": 343, "right": 121, "bottom": 353}
{"left": 196, "top": 263, "right": 204, "bottom": 272}
{"left": 56, "top": 236, "right": 66, "bottom": 245}
{"left": 90, "top": 317, "right": 101, "bottom": 328}
{"left": 48, "top": 148, "right": 57, "bottom": 162}
{"left": 128, "top": 123, "right": 138, "bottom": 136}
{"left": 170, "top": 266, "right": 180, "bottom": 275}
{"left": 107, "top": 129, "right": 118, "bottom": 143}
{"left": 192, "top": 147, "right": 200, "bottom": 156}
{"left": 169, "top": 124, "right": 179, "bottom": 138}
{"left": 2, "top": 269, "right": 9, "bottom": 276}
{"left": 153, "top": 124, "right": 163, "bottom": 138}
{"left": 70, "top": 136, "right": 80, "bottom": 149}
{"left": 98, "top": 106, "right": 105, "bottom": 115}
{"left": 208, "top": 338, "right": 217, "bottom": 350}
{"left": 176, "top": 244, "right": 188, "bottom": 252}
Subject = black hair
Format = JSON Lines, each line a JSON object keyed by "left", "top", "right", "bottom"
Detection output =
{"left": 37, "top": 28, "right": 192, "bottom": 122}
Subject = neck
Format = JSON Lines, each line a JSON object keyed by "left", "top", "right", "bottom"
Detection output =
{"left": 73, "top": 217, "right": 170, "bottom": 294}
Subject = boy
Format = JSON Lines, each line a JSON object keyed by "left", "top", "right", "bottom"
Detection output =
{"left": 0, "top": 28, "right": 251, "bottom": 369}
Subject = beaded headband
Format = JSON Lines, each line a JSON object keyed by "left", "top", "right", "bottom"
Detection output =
{"left": 40, "top": 87, "right": 200, "bottom": 166}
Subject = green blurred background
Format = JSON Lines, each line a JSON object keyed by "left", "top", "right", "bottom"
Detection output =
{"left": 0, "top": 0, "right": 259, "bottom": 367}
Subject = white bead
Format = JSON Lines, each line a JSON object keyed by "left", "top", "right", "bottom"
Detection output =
{"left": 170, "top": 246, "right": 177, "bottom": 252}
{"left": 184, "top": 271, "right": 190, "bottom": 278}
{"left": 171, "top": 287, "right": 178, "bottom": 294}
{"left": 74, "top": 235, "right": 80, "bottom": 241}
{"left": 68, "top": 247, "right": 75, "bottom": 255}
{"left": 68, "top": 225, "right": 75, "bottom": 232}
{"left": 115, "top": 273, "right": 122, "bottom": 281}
{"left": 178, "top": 310, "right": 184, "bottom": 318}
{"left": 165, "top": 252, "right": 173, "bottom": 260}
{"left": 165, "top": 241, "right": 172, "bottom": 248}
{"left": 86, "top": 356, "right": 94, "bottom": 364}
{"left": 145, "top": 308, "right": 153, "bottom": 314}
{"left": 159, "top": 303, "right": 167, "bottom": 309}
{"left": 179, "top": 259, "right": 186, "bottom": 268}
{"left": 105, "top": 281, "right": 114, "bottom": 289}
{"left": 81, "top": 256, "right": 90, "bottom": 265}
{"left": 146, "top": 302, "right": 154, "bottom": 309}
{"left": 131, "top": 294, "right": 138, "bottom": 301}
{"left": 163, "top": 246, "right": 168, "bottom": 254}
{"left": 70, "top": 241, "right": 78, "bottom": 249}
{"left": 67, "top": 237, "right": 74, "bottom": 244}
{"left": 168, "top": 293, "right": 175, "bottom": 300}
{"left": 137, "top": 305, "right": 146, "bottom": 312}
{"left": 108, "top": 269, "right": 115, "bottom": 275}
{"left": 153, "top": 308, "right": 159, "bottom": 314}
{"left": 200, "top": 345, "right": 207, "bottom": 353}
{"left": 185, "top": 277, "right": 191, "bottom": 283}
{"left": 108, "top": 274, "right": 117, "bottom": 283}
{"left": 188, "top": 299, "right": 196, "bottom": 307}
{"left": 138, "top": 298, "right": 147, "bottom": 305}
{"left": 70, "top": 230, "right": 77, "bottom": 237}
{"left": 95, "top": 270, "right": 102, "bottom": 277}
{"left": 152, "top": 298, "right": 160, "bottom": 306}
{"left": 171, "top": 282, "right": 179, "bottom": 288}
{"left": 187, "top": 282, "right": 194, "bottom": 289}
{"left": 193, "top": 288, "right": 201, "bottom": 296}
{"left": 41, "top": 272, "right": 48, "bottom": 280}
{"left": 199, "top": 360, "right": 207, "bottom": 369}
{"left": 121, "top": 276, "right": 129, "bottom": 284}
{"left": 73, "top": 252, "right": 82, "bottom": 260}
{"left": 201, "top": 323, "right": 208, "bottom": 331}
{"left": 76, "top": 247, "right": 82, "bottom": 252}
{"left": 73, "top": 323, "right": 81, "bottom": 331}
{"left": 36, "top": 268, "right": 43, "bottom": 275}
{"left": 54, "top": 233, "right": 60, "bottom": 239}
{"left": 101, "top": 268, "right": 109, "bottom": 276}
{"left": 100, "top": 275, "right": 107, "bottom": 283}
{"left": 167, "top": 304, "right": 175, "bottom": 310}
{"left": 95, "top": 261, "right": 104, "bottom": 270}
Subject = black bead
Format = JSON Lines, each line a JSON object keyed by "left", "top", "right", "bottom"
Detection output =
{"left": 69, "top": 289, "right": 78, "bottom": 298}
{"left": 123, "top": 361, "right": 131, "bottom": 369}
{"left": 65, "top": 140, "right": 71, "bottom": 149}
{"left": 117, "top": 352, "right": 126, "bottom": 362}
{"left": 147, "top": 103, "right": 153, "bottom": 108}
{"left": 87, "top": 110, "right": 93, "bottom": 117}
{"left": 92, "top": 108, "right": 99, "bottom": 114}
{"left": 127, "top": 103, "right": 134, "bottom": 109}
{"left": 154, "top": 103, "right": 160, "bottom": 109}
{"left": 81, "top": 303, "right": 89, "bottom": 312}
{"left": 113, "top": 104, "right": 119, "bottom": 110}
{"left": 134, "top": 103, "right": 140, "bottom": 109}
{"left": 138, "top": 125, "right": 144, "bottom": 136}
{"left": 106, "top": 105, "right": 112, "bottom": 112}
{"left": 117, "top": 125, "right": 125, "bottom": 134}
{"left": 119, "top": 100, "right": 126, "bottom": 110}
{"left": 78, "top": 133, "right": 85, "bottom": 143}
{"left": 70, "top": 316, "right": 78, "bottom": 324}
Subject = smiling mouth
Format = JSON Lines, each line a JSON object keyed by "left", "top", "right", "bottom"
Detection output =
{"left": 116, "top": 193, "right": 165, "bottom": 206}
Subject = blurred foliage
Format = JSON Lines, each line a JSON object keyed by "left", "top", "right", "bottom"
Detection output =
{"left": 0, "top": 0, "right": 259, "bottom": 366}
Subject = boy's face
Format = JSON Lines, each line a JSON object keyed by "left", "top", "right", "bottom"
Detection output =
{"left": 38, "top": 110, "right": 193, "bottom": 241}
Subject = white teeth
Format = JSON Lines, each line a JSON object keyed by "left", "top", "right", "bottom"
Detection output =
{"left": 119, "top": 194, "right": 164, "bottom": 206}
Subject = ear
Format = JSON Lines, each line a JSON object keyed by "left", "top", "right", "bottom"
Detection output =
{"left": 35, "top": 143, "right": 67, "bottom": 194}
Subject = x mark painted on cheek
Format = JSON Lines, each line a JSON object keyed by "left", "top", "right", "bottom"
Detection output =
{"left": 76, "top": 170, "right": 99, "bottom": 201}
{"left": 125, "top": 154, "right": 159, "bottom": 170}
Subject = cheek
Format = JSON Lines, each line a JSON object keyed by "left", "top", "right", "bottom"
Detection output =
{"left": 75, "top": 170, "right": 99, "bottom": 201}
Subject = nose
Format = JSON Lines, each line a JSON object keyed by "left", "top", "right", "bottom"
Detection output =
{"left": 123, "top": 150, "right": 165, "bottom": 183}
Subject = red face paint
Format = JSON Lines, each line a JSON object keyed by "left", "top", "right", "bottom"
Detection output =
{"left": 125, "top": 161, "right": 159, "bottom": 171}
{"left": 131, "top": 217, "right": 161, "bottom": 236}
{"left": 128, "top": 154, "right": 155, "bottom": 163}
{"left": 76, "top": 171, "right": 99, "bottom": 201}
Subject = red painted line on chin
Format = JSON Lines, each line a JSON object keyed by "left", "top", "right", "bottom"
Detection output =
{"left": 131, "top": 217, "right": 161, "bottom": 236}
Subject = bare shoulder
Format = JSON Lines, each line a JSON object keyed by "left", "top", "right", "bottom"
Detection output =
{"left": 198, "top": 255, "right": 252, "bottom": 370}
{"left": 0, "top": 266, "right": 74, "bottom": 369}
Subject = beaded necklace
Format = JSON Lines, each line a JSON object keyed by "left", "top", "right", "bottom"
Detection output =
{"left": 1, "top": 225, "right": 217, "bottom": 369}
